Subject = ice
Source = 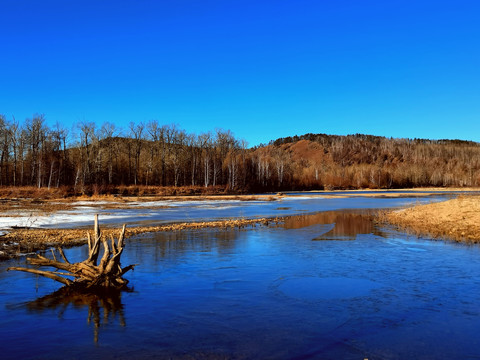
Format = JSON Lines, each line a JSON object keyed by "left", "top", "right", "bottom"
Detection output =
{"left": 0, "top": 208, "right": 122, "bottom": 229}
{"left": 281, "top": 195, "right": 326, "bottom": 201}
{"left": 73, "top": 200, "right": 118, "bottom": 206}
{"left": 0, "top": 193, "right": 452, "bottom": 230}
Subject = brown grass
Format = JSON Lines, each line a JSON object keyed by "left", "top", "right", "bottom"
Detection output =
{"left": 0, "top": 185, "right": 241, "bottom": 200}
{"left": 379, "top": 195, "right": 480, "bottom": 243}
{"left": 0, "top": 193, "right": 284, "bottom": 217}
{"left": 0, "top": 217, "right": 282, "bottom": 259}
{"left": 0, "top": 186, "right": 71, "bottom": 199}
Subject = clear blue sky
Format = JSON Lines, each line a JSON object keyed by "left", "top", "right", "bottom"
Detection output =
{"left": 1, "top": 0, "right": 479, "bottom": 146}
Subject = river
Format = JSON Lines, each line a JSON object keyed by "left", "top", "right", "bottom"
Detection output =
{"left": 1, "top": 193, "right": 479, "bottom": 359}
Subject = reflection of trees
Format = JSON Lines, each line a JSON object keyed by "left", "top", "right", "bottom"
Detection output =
{"left": 27, "top": 286, "right": 128, "bottom": 343}
{"left": 132, "top": 228, "right": 240, "bottom": 264}
{"left": 283, "top": 210, "right": 379, "bottom": 240}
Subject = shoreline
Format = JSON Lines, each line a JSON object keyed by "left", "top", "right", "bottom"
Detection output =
{"left": 2, "top": 189, "right": 480, "bottom": 260}
{"left": 380, "top": 195, "right": 480, "bottom": 243}
{"left": 0, "top": 217, "right": 282, "bottom": 260}
{"left": 1, "top": 187, "right": 478, "bottom": 213}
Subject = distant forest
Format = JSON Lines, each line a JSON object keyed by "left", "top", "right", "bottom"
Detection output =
{"left": 1, "top": 114, "right": 480, "bottom": 194}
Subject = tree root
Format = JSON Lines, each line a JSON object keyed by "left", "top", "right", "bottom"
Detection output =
{"left": 7, "top": 215, "right": 136, "bottom": 290}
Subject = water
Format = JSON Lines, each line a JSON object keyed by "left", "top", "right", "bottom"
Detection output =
{"left": 3, "top": 192, "right": 452, "bottom": 229}
{"left": 1, "top": 195, "right": 480, "bottom": 359}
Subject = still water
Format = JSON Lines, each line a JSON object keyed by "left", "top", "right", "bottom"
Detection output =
{"left": 1, "top": 195, "right": 480, "bottom": 359}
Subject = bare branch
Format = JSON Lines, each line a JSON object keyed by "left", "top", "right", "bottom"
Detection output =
{"left": 7, "top": 217, "right": 132, "bottom": 290}
{"left": 57, "top": 247, "right": 70, "bottom": 264}
{"left": 7, "top": 267, "right": 73, "bottom": 286}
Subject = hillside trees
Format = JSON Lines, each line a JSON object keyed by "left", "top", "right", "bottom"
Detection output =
{"left": 99, "top": 122, "right": 117, "bottom": 185}
{"left": 0, "top": 115, "right": 10, "bottom": 185}
{"left": 198, "top": 132, "right": 213, "bottom": 187}
{"left": 129, "top": 122, "right": 144, "bottom": 186}
{"left": 272, "top": 134, "right": 480, "bottom": 189}
{"left": 0, "top": 113, "right": 480, "bottom": 192}
{"left": 76, "top": 121, "right": 96, "bottom": 189}
{"left": 146, "top": 119, "right": 163, "bottom": 186}
{"left": 9, "top": 117, "right": 19, "bottom": 186}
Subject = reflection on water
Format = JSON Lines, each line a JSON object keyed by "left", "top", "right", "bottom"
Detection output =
{"left": 131, "top": 228, "right": 240, "bottom": 264}
{"left": 282, "top": 210, "right": 389, "bottom": 241}
{"left": 27, "top": 287, "right": 126, "bottom": 344}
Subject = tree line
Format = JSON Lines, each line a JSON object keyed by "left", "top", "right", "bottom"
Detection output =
{"left": 1, "top": 114, "right": 479, "bottom": 194}
{"left": 268, "top": 133, "right": 480, "bottom": 189}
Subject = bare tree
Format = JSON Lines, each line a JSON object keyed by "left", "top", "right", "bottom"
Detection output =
{"left": 129, "top": 122, "right": 144, "bottom": 186}
{"left": 24, "top": 115, "right": 48, "bottom": 187}
{"left": 187, "top": 134, "right": 200, "bottom": 186}
{"left": 198, "top": 132, "right": 212, "bottom": 187}
{"left": 77, "top": 121, "right": 96, "bottom": 190}
{"left": 273, "top": 147, "right": 288, "bottom": 187}
{"left": 9, "top": 117, "right": 19, "bottom": 186}
{"left": 100, "top": 122, "right": 117, "bottom": 185}
{"left": 170, "top": 128, "right": 187, "bottom": 187}
{"left": 147, "top": 120, "right": 166, "bottom": 186}
{"left": 0, "top": 115, "right": 9, "bottom": 185}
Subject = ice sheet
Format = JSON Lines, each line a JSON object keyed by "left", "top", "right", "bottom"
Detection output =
{"left": 0, "top": 194, "right": 451, "bottom": 230}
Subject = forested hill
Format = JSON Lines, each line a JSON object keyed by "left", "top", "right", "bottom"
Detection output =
{"left": 0, "top": 114, "right": 479, "bottom": 193}
{"left": 271, "top": 133, "right": 479, "bottom": 147}
{"left": 260, "top": 133, "right": 480, "bottom": 189}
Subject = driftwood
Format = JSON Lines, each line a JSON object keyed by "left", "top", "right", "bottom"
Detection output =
{"left": 7, "top": 215, "right": 136, "bottom": 289}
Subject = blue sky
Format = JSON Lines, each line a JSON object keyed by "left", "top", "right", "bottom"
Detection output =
{"left": 1, "top": 0, "right": 479, "bottom": 146}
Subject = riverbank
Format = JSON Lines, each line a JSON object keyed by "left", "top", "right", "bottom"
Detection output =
{"left": 0, "top": 193, "right": 283, "bottom": 216}
{"left": 0, "top": 185, "right": 478, "bottom": 201}
{"left": 0, "top": 217, "right": 281, "bottom": 260}
{"left": 1, "top": 187, "right": 478, "bottom": 215}
{"left": 2, "top": 189, "right": 479, "bottom": 259}
{"left": 380, "top": 195, "right": 480, "bottom": 243}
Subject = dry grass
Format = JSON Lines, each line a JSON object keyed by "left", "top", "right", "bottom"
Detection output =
{"left": 0, "top": 186, "right": 71, "bottom": 199}
{"left": 0, "top": 217, "right": 282, "bottom": 259}
{"left": 0, "top": 193, "right": 284, "bottom": 217}
{"left": 0, "top": 185, "right": 240, "bottom": 200}
{"left": 0, "top": 186, "right": 286, "bottom": 217}
{"left": 379, "top": 195, "right": 480, "bottom": 243}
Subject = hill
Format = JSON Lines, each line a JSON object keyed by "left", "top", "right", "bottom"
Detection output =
{"left": 1, "top": 114, "right": 479, "bottom": 193}
{"left": 258, "top": 133, "right": 480, "bottom": 189}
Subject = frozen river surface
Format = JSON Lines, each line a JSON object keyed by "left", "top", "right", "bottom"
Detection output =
{"left": 1, "top": 193, "right": 480, "bottom": 359}
{"left": 0, "top": 191, "right": 457, "bottom": 229}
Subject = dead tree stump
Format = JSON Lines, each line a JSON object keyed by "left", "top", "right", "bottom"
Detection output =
{"left": 7, "top": 215, "right": 136, "bottom": 290}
